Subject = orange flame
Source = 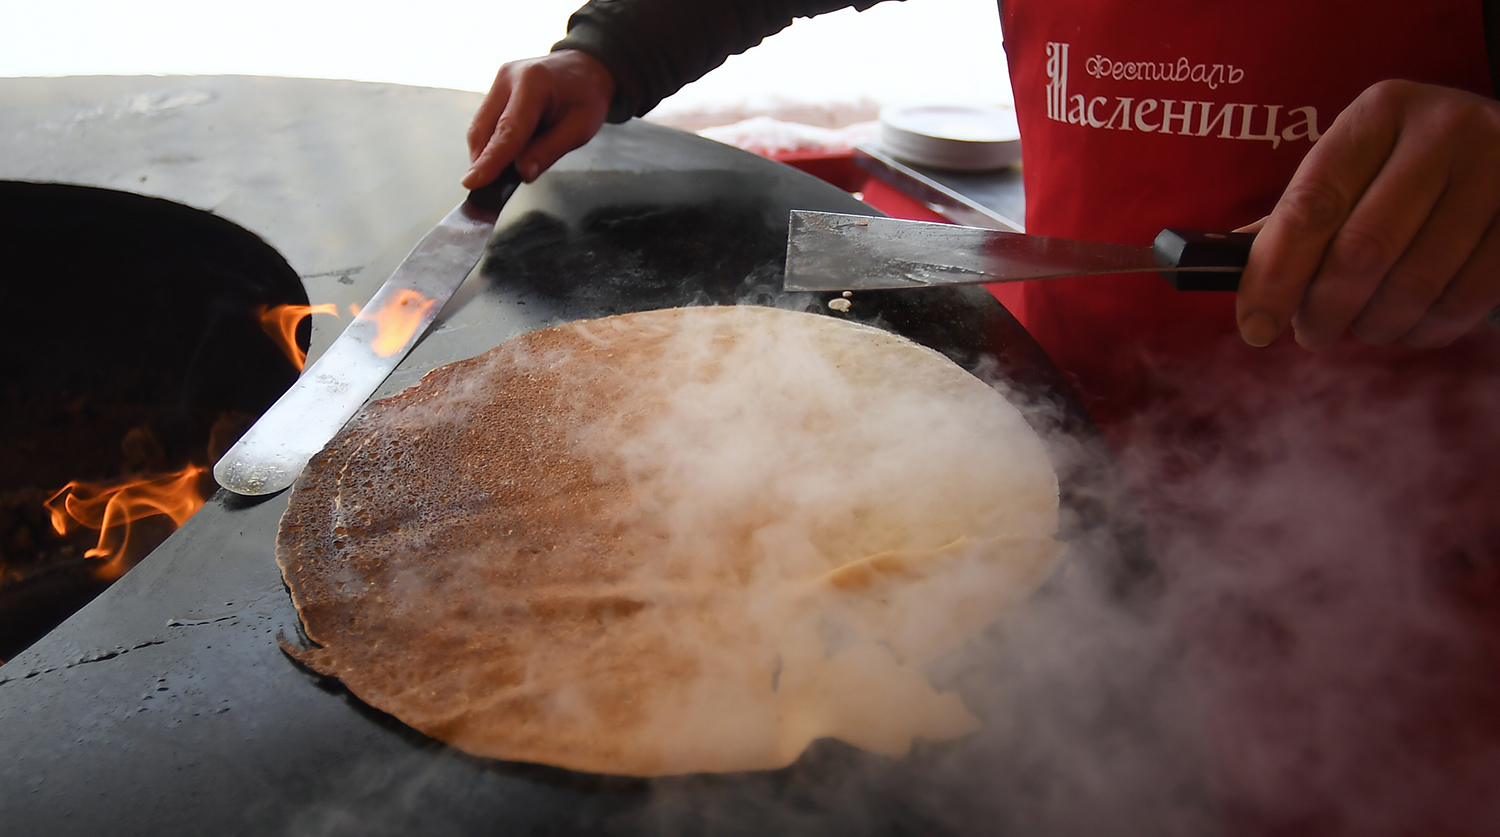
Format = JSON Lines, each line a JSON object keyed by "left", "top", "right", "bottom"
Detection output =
{"left": 258, "top": 303, "right": 339, "bottom": 371}
{"left": 362, "top": 289, "right": 437, "bottom": 357}
{"left": 45, "top": 464, "right": 209, "bottom": 582}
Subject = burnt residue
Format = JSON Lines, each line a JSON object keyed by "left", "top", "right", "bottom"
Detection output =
{"left": 478, "top": 200, "right": 785, "bottom": 319}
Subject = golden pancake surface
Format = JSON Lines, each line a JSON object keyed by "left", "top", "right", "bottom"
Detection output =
{"left": 277, "top": 305, "right": 1062, "bottom": 776}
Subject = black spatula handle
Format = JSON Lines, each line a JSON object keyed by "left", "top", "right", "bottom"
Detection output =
{"left": 467, "top": 164, "right": 523, "bottom": 213}
{"left": 1153, "top": 229, "right": 1256, "bottom": 291}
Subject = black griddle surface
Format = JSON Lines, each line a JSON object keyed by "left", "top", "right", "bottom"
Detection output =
{"left": 0, "top": 79, "right": 1141, "bottom": 837}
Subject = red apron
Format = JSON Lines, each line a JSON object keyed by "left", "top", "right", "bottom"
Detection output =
{"left": 997, "top": 3, "right": 1500, "bottom": 834}
{"left": 999, "top": 0, "right": 1493, "bottom": 425}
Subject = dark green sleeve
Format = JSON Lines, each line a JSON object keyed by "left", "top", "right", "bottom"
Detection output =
{"left": 553, "top": 0, "right": 900, "bottom": 122}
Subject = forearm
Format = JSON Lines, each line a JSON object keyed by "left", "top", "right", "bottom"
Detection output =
{"left": 555, "top": 0, "right": 896, "bottom": 122}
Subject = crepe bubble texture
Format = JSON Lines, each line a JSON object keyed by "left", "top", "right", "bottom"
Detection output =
{"left": 276, "top": 305, "right": 1063, "bottom": 777}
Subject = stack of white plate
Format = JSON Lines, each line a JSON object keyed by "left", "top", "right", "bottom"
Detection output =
{"left": 877, "top": 105, "right": 1021, "bottom": 171}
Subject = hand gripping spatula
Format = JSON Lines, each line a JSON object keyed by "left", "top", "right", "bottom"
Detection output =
{"left": 783, "top": 210, "right": 1255, "bottom": 292}
{"left": 214, "top": 167, "right": 522, "bottom": 497}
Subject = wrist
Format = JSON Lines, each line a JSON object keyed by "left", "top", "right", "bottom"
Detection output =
{"left": 558, "top": 49, "right": 617, "bottom": 109}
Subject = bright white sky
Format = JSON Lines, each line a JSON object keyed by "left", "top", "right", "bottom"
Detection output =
{"left": 0, "top": 0, "right": 1011, "bottom": 116}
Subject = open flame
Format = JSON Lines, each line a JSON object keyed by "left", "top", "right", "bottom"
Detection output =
{"left": 361, "top": 289, "right": 438, "bottom": 357}
{"left": 258, "top": 290, "right": 437, "bottom": 368}
{"left": 258, "top": 303, "right": 338, "bottom": 371}
{"left": 45, "top": 464, "right": 209, "bottom": 582}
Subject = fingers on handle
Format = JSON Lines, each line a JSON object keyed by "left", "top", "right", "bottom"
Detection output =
{"left": 464, "top": 78, "right": 548, "bottom": 189}
{"left": 462, "top": 52, "right": 618, "bottom": 190}
{"left": 1292, "top": 134, "right": 1448, "bottom": 349}
{"left": 1238, "top": 179, "right": 1360, "bottom": 347}
{"left": 1400, "top": 215, "right": 1500, "bottom": 348}
{"left": 518, "top": 109, "right": 608, "bottom": 182}
{"left": 1349, "top": 168, "right": 1496, "bottom": 344}
{"left": 467, "top": 67, "right": 518, "bottom": 162}
{"left": 1236, "top": 86, "right": 1401, "bottom": 348}
{"left": 1375, "top": 95, "right": 1500, "bottom": 347}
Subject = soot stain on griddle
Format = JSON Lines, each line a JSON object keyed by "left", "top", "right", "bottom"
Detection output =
{"left": 480, "top": 202, "right": 784, "bottom": 317}
{"left": 627, "top": 738, "right": 978, "bottom": 837}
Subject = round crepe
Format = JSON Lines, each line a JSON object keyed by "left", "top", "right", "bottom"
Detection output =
{"left": 277, "top": 305, "right": 1062, "bottom": 776}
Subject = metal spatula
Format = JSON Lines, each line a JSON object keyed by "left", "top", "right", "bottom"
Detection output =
{"left": 214, "top": 167, "right": 522, "bottom": 496}
{"left": 783, "top": 210, "right": 1254, "bottom": 292}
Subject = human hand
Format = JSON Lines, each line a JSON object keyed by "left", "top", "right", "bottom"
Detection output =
{"left": 462, "top": 50, "right": 616, "bottom": 190}
{"left": 1236, "top": 80, "right": 1500, "bottom": 350}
